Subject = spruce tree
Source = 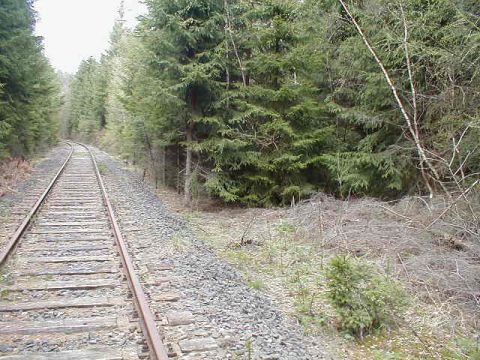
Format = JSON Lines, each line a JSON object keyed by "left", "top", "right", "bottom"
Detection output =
{"left": 68, "top": 58, "right": 108, "bottom": 141}
{"left": 204, "top": 0, "right": 337, "bottom": 205}
{"left": 0, "top": 0, "right": 61, "bottom": 158}
{"left": 142, "top": 0, "right": 226, "bottom": 202}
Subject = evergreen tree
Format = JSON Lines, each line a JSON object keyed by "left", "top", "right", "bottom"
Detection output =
{"left": 68, "top": 57, "right": 108, "bottom": 142}
{"left": 204, "top": 0, "right": 338, "bottom": 205}
{"left": 0, "top": 0, "right": 61, "bottom": 158}
{"left": 141, "top": 0, "right": 226, "bottom": 202}
{"left": 65, "top": 0, "right": 480, "bottom": 206}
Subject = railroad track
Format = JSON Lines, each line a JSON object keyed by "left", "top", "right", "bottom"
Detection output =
{"left": 0, "top": 143, "right": 170, "bottom": 360}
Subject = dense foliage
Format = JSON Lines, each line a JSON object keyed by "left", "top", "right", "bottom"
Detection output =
{"left": 0, "top": 0, "right": 61, "bottom": 158}
{"left": 65, "top": 0, "right": 480, "bottom": 206}
{"left": 325, "top": 255, "right": 407, "bottom": 338}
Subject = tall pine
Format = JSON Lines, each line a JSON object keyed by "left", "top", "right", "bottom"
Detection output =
{"left": 142, "top": 0, "right": 226, "bottom": 202}
{"left": 0, "top": 0, "right": 60, "bottom": 158}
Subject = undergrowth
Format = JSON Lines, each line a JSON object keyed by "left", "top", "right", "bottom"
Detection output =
{"left": 168, "top": 194, "right": 479, "bottom": 359}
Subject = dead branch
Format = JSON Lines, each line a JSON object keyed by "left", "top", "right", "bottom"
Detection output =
{"left": 224, "top": 0, "right": 247, "bottom": 87}
{"left": 426, "top": 179, "right": 479, "bottom": 229}
{"left": 338, "top": 0, "right": 448, "bottom": 197}
{"left": 240, "top": 215, "right": 257, "bottom": 245}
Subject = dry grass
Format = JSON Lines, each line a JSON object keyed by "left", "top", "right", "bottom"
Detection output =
{"left": 0, "top": 158, "right": 32, "bottom": 198}
{"left": 156, "top": 186, "right": 480, "bottom": 359}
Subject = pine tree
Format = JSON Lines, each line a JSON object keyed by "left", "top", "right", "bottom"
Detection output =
{"left": 141, "top": 0, "right": 226, "bottom": 202}
{"left": 68, "top": 57, "right": 108, "bottom": 142}
{"left": 0, "top": 0, "right": 61, "bottom": 158}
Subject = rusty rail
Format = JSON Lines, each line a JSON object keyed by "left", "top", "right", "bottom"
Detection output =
{"left": 0, "top": 142, "right": 74, "bottom": 267}
{"left": 82, "top": 143, "right": 170, "bottom": 360}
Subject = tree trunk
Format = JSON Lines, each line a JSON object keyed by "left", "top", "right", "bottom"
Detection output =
{"left": 177, "top": 146, "right": 181, "bottom": 194}
{"left": 184, "top": 122, "right": 194, "bottom": 204}
{"left": 224, "top": 0, "right": 246, "bottom": 87}
{"left": 161, "top": 147, "right": 166, "bottom": 186}
{"left": 142, "top": 121, "right": 157, "bottom": 187}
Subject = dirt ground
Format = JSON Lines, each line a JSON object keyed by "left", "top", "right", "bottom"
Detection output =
{"left": 0, "top": 158, "right": 32, "bottom": 197}
{"left": 156, "top": 187, "right": 480, "bottom": 359}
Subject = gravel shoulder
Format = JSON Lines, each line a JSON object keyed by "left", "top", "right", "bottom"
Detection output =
{"left": 0, "top": 144, "right": 71, "bottom": 252}
{"left": 94, "top": 145, "right": 480, "bottom": 359}
{"left": 93, "top": 147, "right": 337, "bottom": 359}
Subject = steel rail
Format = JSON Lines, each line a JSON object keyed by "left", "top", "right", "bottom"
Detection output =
{"left": 82, "top": 143, "right": 170, "bottom": 360}
{"left": 0, "top": 142, "right": 74, "bottom": 267}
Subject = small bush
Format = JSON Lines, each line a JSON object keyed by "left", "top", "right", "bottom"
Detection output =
{"left": 443, "top": 337, "right": 480, "bottom": 359}
{"left": 325, "top": 255, "right": 407, "bottom": 338}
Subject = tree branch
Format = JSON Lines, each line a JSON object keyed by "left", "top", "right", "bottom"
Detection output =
{"left": 338, "top": 0, "right": 448, "bottom": 197}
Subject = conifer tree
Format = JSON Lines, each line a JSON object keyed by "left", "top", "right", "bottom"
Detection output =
{"left": 141, "top": 0, "right": 226, "bottom": 202}
{"left": 68, "top": 58, "right": 108, "bottom": 141}
{"left": 0, "top": 0, "right": 61, "bottom": 158}
{"left": 204, "top": 0, "right": 337, "bottom": 205}
{"left": 65, "top": 0, "right": 480, "bottom": 205}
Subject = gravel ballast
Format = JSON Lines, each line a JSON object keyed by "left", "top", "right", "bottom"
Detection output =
{"left": 0, "top": 144, "right": 71, "bottom": 251}
{"left": 93, "top": 147, "right": 335, "bottom": 360}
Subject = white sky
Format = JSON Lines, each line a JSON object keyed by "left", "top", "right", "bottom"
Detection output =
{"left": 34, "top": 0, "right": 146, "bottom": 74}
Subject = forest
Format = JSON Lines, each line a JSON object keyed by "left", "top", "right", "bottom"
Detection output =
{"left": 1, "top": 0, "right": 476, "bottom": 206}
{"left": 0, "top": 0, "right": 60, "bottom": 159}
{"left": 61, "top": 0, "right": 480, "bottom": 207}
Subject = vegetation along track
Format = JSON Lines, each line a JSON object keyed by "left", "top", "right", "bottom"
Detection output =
{"left": 0, "top": 143, "right": 170, "bottom": 360}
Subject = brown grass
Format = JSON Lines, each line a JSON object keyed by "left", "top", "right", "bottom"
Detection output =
{"left": 155, "top": 187, "right": 480, "bottom": 359}
{"left": 0, "top": 158, "right": 32, "bottom": 198}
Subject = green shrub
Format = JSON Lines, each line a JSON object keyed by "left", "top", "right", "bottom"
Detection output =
{"left": 247, "top": 278, "right": 264, "bottom": 290}
{"left": 325, "top": 255, "right": 407, "bottom": 338}
{"left": 98, "top": 164, "right": 108, "bottom": 174}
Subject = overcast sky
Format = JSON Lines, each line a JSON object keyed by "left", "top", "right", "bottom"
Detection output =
{"left": 34, "top": 0, "right": 146, "bottom": 74}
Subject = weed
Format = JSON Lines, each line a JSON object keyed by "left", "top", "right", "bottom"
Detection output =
{"left": 98, "top": 164, "right": 108, "bottom": 174}
{"left": 0, "top": 271, "right": 12, "bottom": 285}
{"left": 182, "top": 211, "right": 196, "bottom": 223}
{"left": 245, "top": 338, "right": 254, "bottom": 360}
{"left": 224, "top": 249, "right": 253, "bottom": 269}
{"left": 442, "top": 337, "right": 480, "bottom": 359}
{"left": 171, "top": 232, "right": 190, "bottom": 251}
{"left": 0, "top": 289, "right": 8, "bottom": 300}
{"left": 276, "top": 221, "right": 296, "bottom": 234}
{"left": 247, "top": 278, "right": 264, "bottom": 290}
{"left": 373, "top": 350, "right": 405, "bottom": 360}
{"left": 0, "top": 205, "right": 11, "bottom": 217}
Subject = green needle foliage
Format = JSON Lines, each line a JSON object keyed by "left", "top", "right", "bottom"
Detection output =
{"left": 325, "top": 255, "right": 407, "bottom": 338}
{"left": 0, "top": 0, "right": 61, "bottom": 159}
{"left": 64, "top": 0, "right": 480, "bottom": 206}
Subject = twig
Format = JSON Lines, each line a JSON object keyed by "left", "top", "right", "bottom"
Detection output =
{"left": 397, "top": 253, "right": 411, "bottom": 281}
{"left": 240, "top": 215, "right": 256, "bottom": 245}
{"left": 338, "top": 0, "right": 448, "bottom": 196}
{"left": 426, "top": 179, "right": 479, "bottom": 229}
{"left": 376, "top": 204, "right": 423, "bottom": 227}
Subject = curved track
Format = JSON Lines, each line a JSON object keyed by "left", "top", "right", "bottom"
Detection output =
{"left": 0, "top": 143, "right": 169, "bottom": 360}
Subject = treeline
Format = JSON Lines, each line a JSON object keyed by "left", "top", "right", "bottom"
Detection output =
{"left": 0, "top": 0, "right": 61, "bottom": 159}
{"left": 65, "top": 0, "right": 480, "bottom": 206}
